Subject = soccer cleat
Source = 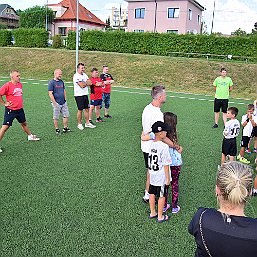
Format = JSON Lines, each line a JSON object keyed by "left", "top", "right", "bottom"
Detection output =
{"left": 56, "top": 128, "right": 61, "bottom": 135}
{"left": 143, "top": 196, "right": 149, "bottom": 203}
{"left": 28, "top": 134, "right": 40, "bottom": 141}
{"left": 85, "top": 122, "right": 96, "bottom": 128}
{"left": 236, "top": 154, "right": 241, "bottom": 160}
{"left": 253, "top": 148, "right": 257, "bottom": 153}
{"left": 77, "top": 124, "right": 84, "bottom": 130}
{"left": 239, "top": 157, "right": 250, "bottom": 164}
{"left": 245, "top": 148, "right": 251, "bottom": 154}
{"left": 104, "top": 114, "right": 112, "bottom": 118}
{"left": 172, "top": 205, "right": 181, "bottom": 214}
{"left": 96, "top": 117, "right": 105, "bottom": 123}
{"left": 212, "top": 123, "right": 218, "bottom": 128}
{"left": 62, "top": 127, "right": 71, "bottom": 133}
{"left": 0, "top": 147, "right": 3, "bottom": 153}
{"left": 163, "top": 203, "right": 171, "bottom": 213}
{"left": 252, "top": 191, "right": 257, "bottom": 197}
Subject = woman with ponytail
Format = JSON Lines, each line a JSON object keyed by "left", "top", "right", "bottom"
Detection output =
{"left": 188, "top": 161, "right": 257, "bottom": 257}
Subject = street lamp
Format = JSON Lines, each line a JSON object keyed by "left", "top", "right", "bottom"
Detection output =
{"left": 45, "top": 0, "right": 48, "bottom": 31}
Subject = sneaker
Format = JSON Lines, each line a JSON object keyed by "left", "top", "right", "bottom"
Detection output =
{"left": 77, "top": 124, "right": 84, "bottom": 130}
{"left": 85, "top": 122, "right": 96, "bottom": 128}
{"left": 89, "top": 120, "right": 95, "bottom": 125}
{"left": 172, "top": 205, "right": 181, "bottom": 214}
{"left": 163, "top": 203, "right": 171, "bottom": 213}
{"left": 63, "top": 127, "right": 71, "bottom": 133}
{"left": 236, "top": 154, "right": 241, "bottom": 160}
{"left": 239, "top": 157, "right": 250, "bottom": 164}
{"left": 96, "top": 117, "right": 105, "bottom": 123}
{"left": 28, "top": 134, "right": 40, "bottom": 141}
{"left": 212, "top": 124, "right": 218, "bottom": 128}
{"left": 56, "top": 128, "right": 61, "bottom": 135}
{"left": 252, "top": 191, "right": 257, "bottom": 197}
{"left": 253, "top": 148, "right": 257, "bottom": 153}
{"left": 104, "top": 114, "right": 112, "bottom": 118}
{"left": 143, "top": 195, "right": 149, "bottom": 203}
{"left": 245, "top": 148, "right": 251, "bottom": 154}
{"left": 0, "top": 147, "right": 3, "bottom": 153}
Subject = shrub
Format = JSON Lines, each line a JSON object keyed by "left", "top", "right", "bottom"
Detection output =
{"left": 0, "top": 30, "right": 12, "bottom": 46}
{"left": 67, "top": 30, "right": 257, "bottom": 58}
{"left": 12, "top": 28, "right": 48, "bottom": 48}
{"left": 52, "top": 34, "right": 63, "bottom": 48}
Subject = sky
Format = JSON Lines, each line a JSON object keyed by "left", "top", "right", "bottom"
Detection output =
{"left": 2, "top": 0, "right": 257, "bottom": 34}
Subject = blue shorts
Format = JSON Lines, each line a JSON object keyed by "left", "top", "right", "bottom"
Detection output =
{"left": 102, "top": 93, "right": 111, "bottom": 109}
{"left": 90, "top": 99, "right": 102, "bottom": 106}
{"left": 3, "top": 107, "right": 26, "bottom": 126}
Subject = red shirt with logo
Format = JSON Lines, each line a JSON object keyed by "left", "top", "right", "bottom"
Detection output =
{"left": 89, "top": 77, "right": 103, "bottom": 100}
{"left": 0, "top": 81, "right": 23, "bottom": 110}
{"left": 100, "top": 73, "right": 113, "bottom": 94}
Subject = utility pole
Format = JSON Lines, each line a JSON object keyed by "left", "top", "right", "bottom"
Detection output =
{"left": 211, "top": 0, "right": 216, "bottom": 34}
{"left": 76, "top": 0, "right": 79, "bottom": 69}
{"left": 45, "top": 0, "right": 48, "bottom": 31}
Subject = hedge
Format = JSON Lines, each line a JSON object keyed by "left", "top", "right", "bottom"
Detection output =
{"left": 67, "top": 30, "right": 257, "bottom": 57}
{"left": 12, "top": 28, "right": 48, "bottom": 48}
{"left": 0, "top": 30, "right": 12, "bottom": 47}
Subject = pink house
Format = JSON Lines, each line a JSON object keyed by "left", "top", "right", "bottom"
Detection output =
{"left": 125, "top": 0, "right": 204, "bottom": 34}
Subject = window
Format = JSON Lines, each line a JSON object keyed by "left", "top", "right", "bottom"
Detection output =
{"left": 167, "top": 30, "right": 178, "bottom": 34}
{"left": 58, "top": 27, "right": 67, "bottom": 36}
{"left": 134, "top": 29, "right": 144, "bottom": 32}
{"left": 135, "top": 8, "right": 145, "bottom": 19}
{"left": 168, "top": 8, "right": 179, "bottom": 18}
{"left": 197, "top": 15, "right": 201, "bottom": 25}
{"left": 189, "top": 9, "right": 192, "bottom": 20}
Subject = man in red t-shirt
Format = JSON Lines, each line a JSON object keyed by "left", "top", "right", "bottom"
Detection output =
{"left": 89, "top": 68, "right": 104, "bottom": 123}
{"left": 0, "top": 70, "right": 40, "bottom": 153}
{"left": 100, "top": 65, "right": 114, "bottom": 118}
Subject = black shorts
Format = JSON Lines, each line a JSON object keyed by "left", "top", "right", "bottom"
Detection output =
{"left": 214, "top": 98, "right": 228, "bottom": 113}
{"left": 3, "top": 107, "right": 26, "bottom": 126}
{"left": 252, "top": 127, "right": 257, "bottom": 137}
{"left": 240, "top": 136, "right": 251, "bottom": 147}
{"left": 222, "top": 138, "right": 237, "bottom": 156}
{"left": 143, "top": 152, "right": 149, "bottom": 169}
{"left": 75, "top": 95, "right": 89, "bottom": 110}
{"left": 149, "top": 184, "right": 168, "bottom": 198}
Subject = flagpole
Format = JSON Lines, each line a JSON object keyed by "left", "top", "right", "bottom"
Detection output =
{"left": 76, "top": 0, "right": 79, "bottom": 69}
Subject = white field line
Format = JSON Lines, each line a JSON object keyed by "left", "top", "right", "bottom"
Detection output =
{"left": 0, "top": 76, "right": 251, "bottom": 103}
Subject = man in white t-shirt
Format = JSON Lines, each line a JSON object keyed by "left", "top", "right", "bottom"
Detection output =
{"left": 73, "top": 63, "right": 96, "bottom": 130}
{"left": 141, "top": 85, "right": 180, "bottom": 203}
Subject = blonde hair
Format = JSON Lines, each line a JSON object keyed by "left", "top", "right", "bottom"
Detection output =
{"left": 217, "top": 161, "right": 253, "bottom": 205}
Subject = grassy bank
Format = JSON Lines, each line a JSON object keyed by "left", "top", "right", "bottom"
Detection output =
{"left": 0, "top": 47, "right": 256, "bottom": 99}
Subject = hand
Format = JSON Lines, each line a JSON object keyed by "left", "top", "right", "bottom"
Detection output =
{"left": 166, "top": 178, "right": 170, "bottom": 185}
{"left": 5, "top": 101, "right": 13, "bottom": 107}
{"left": 177, "top": 145, "right": 183, "bottom": 153}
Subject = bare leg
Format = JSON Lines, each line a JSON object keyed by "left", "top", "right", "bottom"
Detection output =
{"left": 95, "top": 106, "right": 101, "bottom": 119}
{"left": 221, "top": 153, "right": 226, "bottom": 164}
{"left": 77, "top": 110, "right": 82, "bottom": 125}
{"left": 20, "top": 122, "right": 32, "bottom": 135}
{"left": 84, "top": 109, "right": 90, "bottom": 124}
{"left": 145, "top": 169, "right": 150, "bottom": 193}
{"left": 149, "top": 194, "right": 157, "bottom": 217}
{"left": 254, "top": 175, "right": 257, "bottom": 189}
{"left": 63, "top": 117, "right": 68, "bottom": 128}
{"left": 104, "top": 107, "right": 109, "bottom": 116}
{"left": 89, "top": 106, "right": 94, "bottom": 121}
{"left": 157, "top": 196, "right": 165, "bottom": 220}
{"left": 254, "top": 137, "right": 257, "bottom": 149}
{"left": 0, "top": 125, "right": 10, "bottom": 141}
{"left": 222, "top": 112, "right": 227, "bottom": 125}
{"left": 239, "top": 147, "right": 245, "bottom": 157}
{"left": 53, "top": 119, "right": 59, "bottom": 129}
{"left": 214, "top": 112, "right": 219, "bottom": 124}
{"left": 229, "top": 156, "right": 235, "bottom": 161}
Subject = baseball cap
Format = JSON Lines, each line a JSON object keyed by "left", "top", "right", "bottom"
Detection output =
{"left": 151, "top": 121, "right": 170, "bottom": 133}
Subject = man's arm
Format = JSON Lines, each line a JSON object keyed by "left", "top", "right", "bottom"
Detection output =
{"left": 0, "top": 95, "right": 12, "bottom": 107}
{"left": 77, "top": 79, "right": 92, "bottom": 88}
{"left": 162, "top": 137, "right": 182, "bottom": 152}
{"left": 64, "top": 89, "right": 67, "bottom": 101}
{"left": 48, "top": 91, "right": 57, "bottom": 106}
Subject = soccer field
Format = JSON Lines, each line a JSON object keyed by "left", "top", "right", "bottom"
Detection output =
{"left": 0, "top": 77, "right": 256, "bottom": 257}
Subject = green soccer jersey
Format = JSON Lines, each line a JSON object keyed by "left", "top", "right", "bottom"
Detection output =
{"left": 213, "top": 76, "right": 233, "bottom": 99}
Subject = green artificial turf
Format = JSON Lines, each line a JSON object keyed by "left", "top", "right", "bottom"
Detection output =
{"left": 0, "top": 78, "right": 256, "bottom": 257}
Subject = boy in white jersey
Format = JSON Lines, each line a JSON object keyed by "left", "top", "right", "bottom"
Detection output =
{"left": 148, "top": 121, "right": 172, "bottom": 223}
{"left": 237, "top": 104, "right": 257, "bottom": 164}
{"left": 221, "top": 107, "right": 240, "bottom": 164}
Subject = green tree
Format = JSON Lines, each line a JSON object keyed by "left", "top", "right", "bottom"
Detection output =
{"left": 231, "top": 28, "right": 247, "bottom": 36}
{"left": 0, "top": 24, "right": 8, "bottom": 29}
{"left": 19, "top": 6, "right": 54, "bottom": 29}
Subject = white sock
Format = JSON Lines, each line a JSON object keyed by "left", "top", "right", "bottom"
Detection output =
{"left": 253, "top": 189, "right": 257, "bottom": 193}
